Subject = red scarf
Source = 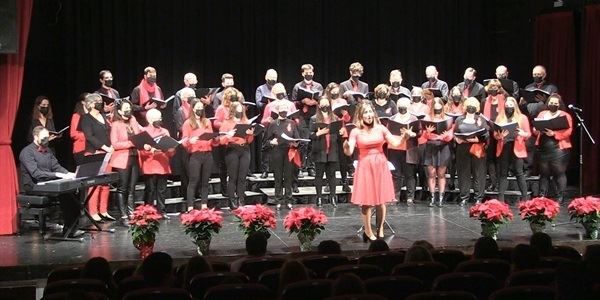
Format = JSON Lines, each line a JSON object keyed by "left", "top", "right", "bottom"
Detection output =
{"left": 288, "top": 148, "right": 301, "bottom": 167}
{"left": 138, "top": 79, "right": 162, "bottom": 107}
{"left": 483, "top": 94, "right": 505, "bottom": 120}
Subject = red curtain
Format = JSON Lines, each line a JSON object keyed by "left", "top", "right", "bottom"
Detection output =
{"left": 533, "top": 11, "right": 577, "bottom": 104}
{"left": 0, "top": 0, "right": 33, "bottom": 235}
{"left": 581, "top": 5, "right": 600, "bottom": 195}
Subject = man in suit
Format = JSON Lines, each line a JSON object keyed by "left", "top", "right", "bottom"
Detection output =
{"left": 210, "top": 73, "right": 245, "bottom": 118}
{"left": 255, "top": 69, "right": 279, "bottom": 178}
{"left": 457, "top": 67, "right": 485, "bottom": 101}
{"left": 340, "top": 62, "right": 369, "bottom": 104}
{"left": 389, "top": 69, "right": 412, "bottom": 101}
{"left": 495, "top": 65, "right": 520, "bottom": 99}
{"left": 421, "top": 65, "right": 449, "bottom": 98}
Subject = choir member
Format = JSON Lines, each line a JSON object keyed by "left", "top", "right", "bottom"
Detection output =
{"left": 255, "top": 69, "right": 278, "bottom": 178}
{"left": 373, "top": 84, "right": 398, "bottom": 118}
{"left": 70, "top": 93, "right": 89, "bottom": 165}
{"left": 493, "top": 97, "right": 531, "bottom": 202}
{"left": 340, "top": 62, "right": 369, "bottom": 104}
{"left": 409, "top": 87, "right": 430, "bottom": 199}
{"left": 444, "top": 86, "right": 465, "bottom": 191}
{"left": 456, "top": 67, "right": 485, "bottom": 101}
{"left": 110, "top": 99, "right": 142, "bottom": 226}
{"left": 141, "top": 109, "right": 174, "bottom": 218}
{"left": 211, "top": 73, "right": 245, "bottom": 118}
{"left": 28, "top": 96, "right": 56, "bottom": 142}
{"left": 173, "top": 88, "right": 196, "bottom": 203}
{"left": 263, "top": 101, "right": 301, "bottom": 210}
{"left": 422, "top": 88, "right": 435, "bottom": 108}
{"left": 96, "top": 70, "right": 119, "bottom": 117}
{"left": 327, "top": 83, "right": 352, "bottom": 193}
{"left": 181, "top": 99, "right": 220, "bottom": 211}
{"left": 214, "top": 87, "right": 243, "bottom": 197}
{"left": 533, "top": 94, "right": 572, "bottom": 204}
{"left": 454, "top": 97, "right": 489, "bottom": 206}
{"left": 389, "top": 98, "right": 419, "bottom": 205}
{"left": 309, "top": 97, "right": 343, "bottom": 207}
{"left": 130, "top": 66, "right": 165, "bottom": 126}
{"left": 421, "top": 65, "right": 449, "bottom": 98}
{"left": 79, "top": 94, "right": 114, "bottom": 222}
{"left": 482, "top": 79, "right": 507, "bottom": 192}
{"left": 409, "top": 87, "right": 430, "bottom": 116}
{"left": 520, "top": 65, "right": 558, "bottom": 119}
{"left": 343, "top": 101, "right": 402, "bottom": 241}
{"left": 389, "top": 69, "right": 412, "bottom": 101}
{"left": 219, "top": 100, "right": 255, "bottom": 209}
{"left": 495, "top": 65, "right": 520, "bottom": 99}
{"left": 173, "top": 72, "right": 198, "bottom": 123}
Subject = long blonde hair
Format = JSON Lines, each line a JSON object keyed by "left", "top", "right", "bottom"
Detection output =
{"left": 353, "top": 101, "right": 380, "bottom": 129}
{"left": 495, "top": 97, "right": 523, "bottom": 124}
{"left": 227, "top": 101, "right": 248, "bottom": 122}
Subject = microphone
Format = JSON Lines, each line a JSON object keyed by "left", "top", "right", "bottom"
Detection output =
{"left": 568, "top": 104, "right": 583, "bottom": 112}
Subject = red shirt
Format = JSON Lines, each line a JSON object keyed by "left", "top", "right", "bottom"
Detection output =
{"left": 140, "top": 126, "right": 173, "bottom": 175}
{"left": 219, "top": 119, "right": 255, "bottom": 146}
{"left": 214, "top": 105, "right": 230, "bottom": 130}
{"left": 181, "top": 119, "right": 218, "bottom": 153}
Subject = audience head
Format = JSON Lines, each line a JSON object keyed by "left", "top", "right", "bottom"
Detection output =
{"left": 265, "top": 69, "right": 278, "bottom": 86}
{"left": 412, "top": 240, "right": 434, "bottom": 252}
{"left": 404, "top": 245, "right": 433, "bottom": 263}
{"left": 317, "top": 240, "right": 341, "bottom": 254}
{"left": 584, "top": 244, "right": 600, "bottom": 269}
{"left": 139, "top": 252, "right": 173, "bottom": 287}
{"left": 81, "top": 257, "right": 114, "bottom": 288}
{"left": 246, "top": 232, "right": 268, "bottom": 256}
{"left": 279, "top": 260, "right": 309, "bottom": 293}
{"left": 183, "top": 72, "right": 197, "bottom": 88}
{"left": 530, "top": 232, "right": 553, "bottom": 257}
{"left": 368, "top": 239, "right": 390, "bottom": 252}
{"left": 473, "top": 237, "right": 499, "bottom": 259}
{"left": 511, "top": 244, "right": 540, "bottom": 271}
{"left": 331, "top": 273, "right": 366, "bottom": 296}
{"left": 183, "top": 255, "right": 213, "bottom": 289}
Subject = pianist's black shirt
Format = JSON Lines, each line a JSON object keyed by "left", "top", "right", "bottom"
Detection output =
{"left": 19, "top": 142, "right": 67, "bottom": 193}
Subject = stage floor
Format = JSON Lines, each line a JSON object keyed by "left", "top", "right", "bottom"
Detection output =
{"left": 0, "top": 201, "right": 598, "bottom": 281}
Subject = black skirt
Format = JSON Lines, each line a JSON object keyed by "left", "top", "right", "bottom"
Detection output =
{"left": 423, "top": 142, "right": 451, "bottom": 167}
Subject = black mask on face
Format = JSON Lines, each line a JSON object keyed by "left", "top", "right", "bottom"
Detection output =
{"left": 391, "top": 81, "right": 401, "bottom": 88}
{"left": 452, "top": 95, "right": 461, "bottom": 103}
{"left": 464, "top": 79, "right": 473, "bottom": 86}
{"left": 412, "top": 96, "right": 422, "bottom": 103}
{"left": 364, "top": 118, "right": 374, "bottom": 127}
{"left": 39, "top": 137, "right": 49, "bottom": 147}
{"left": 104, "top": 79, "right": 113, "bottom": 87}
{"left": 320, "top": 106, "right": 330, "bottom": 113}
{"left": 330, "top": 93, "right": 339, "bottom": 99}
{"left": 39, "top": 106, "right": 49, "bottom": 115}
{"left": 276, "top": 93, "right": 285, "bottom": 100}
{"left": 547, "top": 104, "right": 559, "bottom": 113}
{"left": 188, "top": 83, "right": 197, "bottom": 89}
{"left": 533, "top": 76, "right": 543, "bottom": 84}
{"left": 466, "top": 106, "right": 477, "bottom": 114}
{"left": 304, "top": 75, "right": 313, "bottom": 81}
{"left": 230, "top": 95, "right": 239, "bottom": 103}
{"left": 122, "top": 110, "right": 132, "bottom": 118}
{"left": 234, "top": 111, "right": 243, "bottom": 119}
{"left": 278, "top": 111, "right": 288, "bottom": 118}
{"left": 433, "top": 108, "right": 443, "bottom": 115}
{"left": 497, "top": 74, "right": 507, "bottom": 80}
{"left": 194, "top": 109, "right": 203, "bottom": 117}
{"left": 398, "top": 107, "right": 408, "bottom": 114}
{"left": 505, "top": 107, "right": 515, "bottom": 118}
{"left": 94, "top": 102, "right": 104, "bottom": 111}
{"left": 152, "top": 120, "right": 162, "bottom": 128}
{"left": 147, "top": 76, "right": 157, "bottom": 84}
{"left": 266, "top": 79, "right": 276, "bottom": 86}
{"left": 488, "top": 89, "right": 499, "bottom": 96}
{"left": 376, "top": 92, "right": 387, "bottom": 99}
{"left": 427, "top": 76, "right": 436, "bottom": 82}
{"left": 351, "top": 75, "right": 360, "bottom": 81}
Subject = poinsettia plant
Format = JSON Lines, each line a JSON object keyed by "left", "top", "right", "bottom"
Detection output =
{"left": 232, "top": 204, "right": 276, "bottom": 238}
{"left": 181, "top": 208, "right": 223, "bottom": 241}
{"left": 469, "top": 199, "right": 514, "bottom": 224}
{"left": 518, "top": 197, "right": 560, "bottom": 225}
{"left": 129, "top": 204, "right": 163, "bottom": 246}
{"left": 568, "top": 196, "right": 600, "bottom": 224}
{"left": 283, "top": 207, "right": 328, "bottom": 239}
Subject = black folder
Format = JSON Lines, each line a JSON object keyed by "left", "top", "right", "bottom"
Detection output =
{"left": 261, "top": 94, "right": 277, "bottom": 104}
{"left": 533, "top": 115, "right": 569, "bottom": 131}
{"left": 297, "top": 87, "right": 321, "bottom": 100}
{"left": 520, "top": 88, "right": 550, "bottom": 103}
{"left": 389, "top": 92, "right": 411, "bottom": 102}
{"left": 483, "top": 78, "right": 516, "bottom": 94}
{"left": 154, "top": 135, "right": 181, "bottom": 151}
{"left": 130, "top": 131, "right": 156, "bottom": 150}
{"left": 493, "top": 122, "right": 518, "bottom": 139}
{"left": 421, "top": 118, "right": 453, "bottom": 135}
{"left": 151, "top": 95, "right": 175, "bottom": 105}
{"left": 387, "top": 119, "right": 421, "bottom": 136}
{"left": 316, "top": 120, "right": 343, "bottom": 133}
{"left": 454, "top": 128, "right": 487, "bottom": 139}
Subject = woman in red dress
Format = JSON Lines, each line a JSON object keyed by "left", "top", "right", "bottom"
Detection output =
{"left": 343, "top": 101, "right": 402, "bottom": 242}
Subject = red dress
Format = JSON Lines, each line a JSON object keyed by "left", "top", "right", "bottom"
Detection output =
{"left": 349, "top": 124, "right": 395, "bottom": 205}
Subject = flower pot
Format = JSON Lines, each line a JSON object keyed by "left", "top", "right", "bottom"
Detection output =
{"left": 529, "top": 222, "right": 546, "bottom": 234}
{"left": 480, "top": 222, "right": 498, "bottom": 240}
{"left": 297, "top": 232, "right": 314, "bottom": 252}
{"left": 582, "top": 222, "right": 599, "bottom": 239}
{"left": 195, "top": 238, "right": 211, "bottom": 256}
{"left": 134, "top": 241, "right": 155, "bottom": 259}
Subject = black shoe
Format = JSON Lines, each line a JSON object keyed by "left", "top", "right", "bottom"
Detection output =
{"left": 260, "top": 172, "right": 268, "bottom": 179}
{"left": 293, "top": 186, "right": 300, "bottom": 194}
{"left": 316, "top": 197, "right": 322, "bottom": 207}
{"left": 342, "top": 183, "right": 351, "bottom": 193}
{"left": 228, "top": 198, "right": 238, "bottom": 209}
{"left": 324, "top": 185, "right": 330, "bottom": 193}
{"left": 308, "top": 169, "right": 316, "bottom": 177}
{"left": 330, "top": 196, "right": 338, "bottom": 208}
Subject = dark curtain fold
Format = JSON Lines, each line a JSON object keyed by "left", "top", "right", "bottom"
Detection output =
{"left": 581, "top": 4, "right": 600, "bottom": 194}
{"left": 0, "top": 0, "right": 34, "bottom": 235}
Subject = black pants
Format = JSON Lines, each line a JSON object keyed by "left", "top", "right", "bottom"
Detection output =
{"left": 299, "top": 117, "right": 315, "bottom": 172}
{"left": 538, "top": 151, "right": 569, "bottom": 198}
{"left": 456, "top": 144, "right": 486, "bottom": 202}
{"left": 388, "top": 149, "right": 417, "bottom": 200}
{"left": 270, "top": 147, "right": 294, "bottom": 203}
{"left": 497, "top": 143, "right": 528, "bottom": 201}
{"left": 447, "top": 142, "right": 458, "bottom": 188}
{"left": 144, "top": 174, "right": 168, "bottom": 212}
{"left": 226, "top": 145, "right": 251, "bottom": 203}
{"left": 175, "top": 147, "right": 189, "bottom": 198}
{"left": 486, "top": 139, "right": 498, "bottom": 188}
{"left": 315, "top": 161, "right": 338, "bottom": 198}
{"left": 337, "top": 143, "right": 349, "bottom": 183}
{"left": 258, "top": 132, "right": 270, "bottom": 173}
{"left": 187, "top": 152, "right": 213, "bottom": 208}
{"left": 212, "top": 146, "right": 228, "bottom": 194}
{"left": 114, "top": 155, "right": 140, "bottom": 218}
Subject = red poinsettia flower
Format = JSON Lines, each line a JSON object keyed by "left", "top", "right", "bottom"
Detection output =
{"left": 283, "top": 207, "right": 328, "bottom": 237}
{"left": 568, "top": 196, "right": 600, "bottom": 224}
{"left": 232, "top": 204, "right": 277, "bottom": 238}
{"left": 469, "top": 199, "right": 513, "bottom": 224}
{"left": 518, "top": 197, "right": 560, "bottom": 223}
{"left": 128, "top": 204, "right": 163, "bottom": 245}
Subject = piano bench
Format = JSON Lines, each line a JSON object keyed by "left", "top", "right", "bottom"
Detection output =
{"left": 17, "top": 194, "right": 59, "bottom": 235}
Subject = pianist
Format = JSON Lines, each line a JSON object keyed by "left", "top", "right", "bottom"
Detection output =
{"left": 19, "top": 126, "right": 83, "bottom": 237}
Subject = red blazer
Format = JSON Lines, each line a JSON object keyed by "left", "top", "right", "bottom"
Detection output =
{"left": 495, "top": 114, "right": 531, "bottom": 158}
{"left": 140, "top": 126, "right": 173, "bottom": 175}
{"left": 214, "top": 105, "right": 230, "bottom": 130}
{"left": 483, "top": 94, "right": 505, "bottom": 120}
{"left": 181, "top": 119, "right": 219, "bottom": 153}
{"left": 109, "top": 117, "right": 142, "bottom": 169}
{"left": 69, "top": 113, "right": 86, "bottom": 154}
{"left": 219, "top": 119, "right": 255, "bottom": 146}
{"left": 534, "top": 110, "right": 573, "bottom": 150}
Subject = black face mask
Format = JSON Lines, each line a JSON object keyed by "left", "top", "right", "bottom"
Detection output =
{"left": 276, "top": 93, "right": 285, "bottom": 100}
{"left": 504, "top": 107, "right": 515, "bottom": 118}
{"left": 433, "top": 108, "right": 443, "bottom": 115}
{"left": 427, "top": 76, "right": 436, "bottom": 82}
{"left": 497, "top": 74, "right": 507, "bottom": 80}
{"left": 452, "top": 95, "right": 461, "bottom": 103}
{"left": 351, "top": 75, "right": 360, "bottom": 81}
{"left": 330, "top": 93, "right": 339, "bottom": 99}
{"left": 266, "top": 79, "right": 276, "bottom": 86}
{"left": 194, "top": 109, "right": 203, "bottom": 117}
{"left": 547, "top": 104, "right": 559, "bottom": 113}
{"left": 412, "top": 96, "right": 422, "bottom": 103}
{"left": 488, "top": 89, "right": 499, "bottom": 96}
{"left": 391, "top": 81, "right": 401, "bottom": 88}
{"left": 533, "top": 76, "right": 543, "bottom": 84}
{"left": 152, "top": 120, "right": 162, "bottom": 128}
{"left": 304, "top": 75, "right": 313, "bottom": 81}
{"left": 364, "top": 118, "right": 374, "bottom": 127}
{"left": 104, "top": 79, "right": 113, "bottom": 87}
{"left": 188, "top": 83, "right": 197, "bottom": 89}
{"left": 278, "top": 111, "right": 288, "bottom": 118}
{"left": 376, "top": 92, "right": 387, "bottom": 99}
{"left": 94, "top": 102, "right": 104, "bottom": 111}
{"left": 39, "top": 137, "right": 49, "bottom": 147}
{"left": 466, "top": 106, "right": 477, "bottom": 114}
{"left": 39, "top": 106, "right": 49, "bottom": 115}
{"left": 464, "top": 79, "right": 473, "bottom": 86}
{"left": 398, "top": 107, "right": 408, "bottom": 114}
{"left": 234, "top": 111, "right": 243, "bottom": 119}
{"left": 122, "top": 110, "right": 132, "bottom": 118}
{"left": 320, "top": 106, "right": 330, "bottom": 113}
{"left": 147, "top": 76, "right": 157, "bottom": 84}
{"left": 230, "top": 95, "right": 239, "bottom": 103}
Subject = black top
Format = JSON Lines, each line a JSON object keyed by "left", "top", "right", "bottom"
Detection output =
{"left": 455, "top": 116, "right": 489, "bottom": 142}
{"left": 374, "top": 99, "right": 398, "bottom": 118}
{"left": 263, "top": 118, "right": 300, "bottom": 150}
{"left": 96, "top": 87, "right": 120, "bottom": 99}
{"left": 19, "top": 142, "right": 68, "bottom": 193}
{"left": 80, "top": 113, "right": 111, "bottom": 153}
{"left": 522, "top": 82, "right": 558, "bottom": 118}
{"left": 309, "top": 115, "right": 340, "bottom": 163}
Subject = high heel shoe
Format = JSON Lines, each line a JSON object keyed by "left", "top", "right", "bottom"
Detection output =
{"left": 376, "top": 227, "right": 384, "bottom": 239}
{"left": 316, "top": 197, "right": 322, "bottom": 207}
{"left": 99, "top": 213, "right": 116, "bottom": 221}
{"left": 330, "top": 196, "right": 338, "bottom": 208}
{"left": 362, "top": 232, "right": 377, "bottom": 243}
{"left": 91, "top": 214, "right": 104, "bottom": 223}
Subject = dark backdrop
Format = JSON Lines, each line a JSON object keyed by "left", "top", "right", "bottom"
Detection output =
{"left": 14, "top": 0, "right": 541, "bottom": 170}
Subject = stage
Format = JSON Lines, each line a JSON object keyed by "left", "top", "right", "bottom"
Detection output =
{"left": 0, "top": 200, "right": 597, "bottom": 282}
